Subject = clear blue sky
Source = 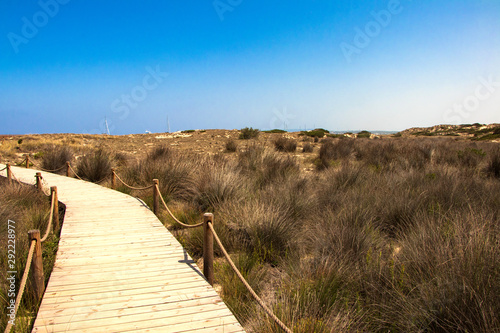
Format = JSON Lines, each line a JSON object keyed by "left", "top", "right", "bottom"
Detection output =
{"left": 1, "top": 0, "right": 499, "bottom": 134}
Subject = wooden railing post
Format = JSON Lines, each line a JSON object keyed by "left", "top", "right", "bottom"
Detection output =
{"left": 28, "top": 230, "right": 45, "bottom": 300}
{"left": 153, "top": 179, "right": 159, "bottom": 215}
{"left": 203, "top": 213, "right": 214, "bottom": 286}
{"left": 35, "top": 172, "right": 43, "bottom": 191}
{"left": 51, "top": 186, "right": 59, "bottom": 233}
{"left": 25, "top": 156, "right": 29, "bottom": 168}
{"left": 66, "top": 162, "right": 70, "bottom": 177}
{"left": 111, "top": 169, "right": 116, "bottom": 189}
{"left": 6, "top": 163, "right": 12, "bottom": 184}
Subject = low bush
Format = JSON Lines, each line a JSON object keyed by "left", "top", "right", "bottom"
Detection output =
{"left": 264, "top": 129, "right": 287, "bottom": 133}
{"left": 273, "top": 137, "right": 297, "bottom": 152}
{"left": 357, "top": 130, "right": 371, "bottom": 138}
{"left": 301, "top": 128, "right": 329, "bottom": 138}
{"left": 239, "top": 127, "right": 260, "bottom": 140}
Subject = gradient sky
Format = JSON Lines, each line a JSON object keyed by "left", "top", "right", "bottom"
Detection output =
{"left": 1, "top": 0, "right": 499, "bottom": 134}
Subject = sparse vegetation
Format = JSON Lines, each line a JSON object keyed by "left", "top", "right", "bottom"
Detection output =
{"left": 2, "top": 128, "right": 500, "bottom": 333}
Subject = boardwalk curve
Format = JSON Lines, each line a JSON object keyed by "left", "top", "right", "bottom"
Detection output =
{"left": 1, "top": 165, "right": 244, "bottom": 333}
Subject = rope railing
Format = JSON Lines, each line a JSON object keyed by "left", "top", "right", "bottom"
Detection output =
{"left": 209, "top": 223, "right": 293, "bottom": 333}
{"left": 4, "top": 239, "right": 37, "bottom": 333}
{"left": 151, "top": 181, "right": 292, "bottom": 332}
{"left": 1, "top": 166, "right": 60, "bottom": 333}
{"left": 156, "top": 184, "right": 204, "bottom": 228}
{"left": 113, "top": 171, "right": 154, "bottom": 191}
{"left": 23, "top": 156, "right": 67, "bottom": 173}
{"left": 68, "top": 164, "right": 84, "bottom": 181}
{"left": 40, "top": 191, "right": 55, "bottom": 243}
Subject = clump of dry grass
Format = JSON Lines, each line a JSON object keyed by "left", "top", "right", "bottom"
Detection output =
{"left": 225, "top": 139, "right": 238, "bottom": 152}
{"left": 41, "top": 145, "right": 73, "bottom": 173}
{"left": 302, "top": 142, "right": 314, "bottom": 153}
{"left": 76, "top": 148, "right": 112, "bottom": 182}
{"left": 238, "top": 145, "right": 299, "bottom": 188}
{"left": 193, "top": 158, "right": 242, "bottom": 211}
{"left": 126, "top": 146, "right": 197, "bottom": 202}
{"left": 273, "top": 137, "right": 297, "bottom": 152}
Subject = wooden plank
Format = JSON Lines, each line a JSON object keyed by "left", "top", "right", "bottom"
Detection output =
{"left": 35, "top": 311, "right": 238, "bottom": 333}
{"left": 36, "top": 290, "right": 219, "bottom": 317}
{"left": 36, "top": 300, "right": 234, "bottom": 331}
{"left": 36, "top": 296, "right": 224, "bottom": 325}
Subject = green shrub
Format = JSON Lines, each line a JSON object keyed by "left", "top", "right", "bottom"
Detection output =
{"left": 301, "top": 129, "right": 329, "bottom": 138}
{"left": 239, "top": 127, "right": 260, "bottom": 140}
{"left": 263, "top": 129, "right": 287, "bottom": 133}
{"left": 182, "top": 129, "right": 195, "bottom": 133}
{"left": 357, "top": 130, "right": 371, "bottom": 138}
{"left": 76, "top": 148, "right": 112, "bottom": 182}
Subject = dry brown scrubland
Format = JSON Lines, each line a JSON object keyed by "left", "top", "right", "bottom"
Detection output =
{"left": 1, "top": 128, "right": 500, "bottom": 332}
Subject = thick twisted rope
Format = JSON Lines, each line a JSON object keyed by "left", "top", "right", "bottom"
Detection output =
{"left": 114, "top": 172, "right": 154, "bottom": 190}
{"left": 68, "top": 164, "right": 84, "bottom": 181}
{"left": 208, "top": 223, "right": 293, "bottom": 333}
{"left": 40, "top": 191, "right": 55, "bottom": 243}
{"left": 3, "top": 239, "right": 37, "bottom": 333}
{"left": 10, "top": 171, "right": 22, "bottom": 185}
{"left": 30, "top": 160, "right": 67, "bottom": 173}
{"left": 156, "top": 184, "right": 203, "bottom": 228}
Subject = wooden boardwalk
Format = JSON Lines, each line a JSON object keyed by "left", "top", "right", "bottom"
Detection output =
{"left": 1, "top": 165, "right": 244, "bottom": 333}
